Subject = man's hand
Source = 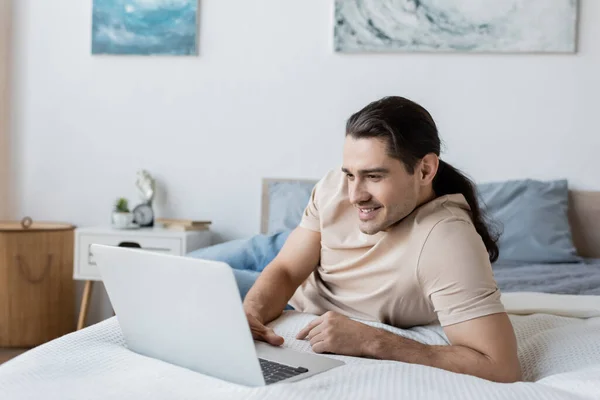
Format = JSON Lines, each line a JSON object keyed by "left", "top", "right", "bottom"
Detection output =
{"left": 296, "top": 311, "right": 379, "bottom": 356}
{"left": 241, "top": 226, "right": 321, "bottom": 339}
{"left": 246, "top": 313, "right": 284, "bottom": 346}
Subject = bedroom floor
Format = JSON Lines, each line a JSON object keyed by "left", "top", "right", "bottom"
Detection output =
{"left": 0, "top": 349, "right": 28, "bottom": 365}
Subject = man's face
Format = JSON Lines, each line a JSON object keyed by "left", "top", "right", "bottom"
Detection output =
{"left": 342, "top": 137, "right": 420, "bottom": 235}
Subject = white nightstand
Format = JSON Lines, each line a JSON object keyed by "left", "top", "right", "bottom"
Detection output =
{"left": 73, "top": 226, "right": 212, "bottom": 330}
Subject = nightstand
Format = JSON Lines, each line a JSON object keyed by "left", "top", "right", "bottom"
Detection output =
{"left": 73, "top": 226, "right": 212, "bottom": 330}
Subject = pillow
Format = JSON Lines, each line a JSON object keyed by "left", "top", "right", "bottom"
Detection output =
{"left": 266, "top": 180, "right": 317, "bottom": 234}
{"left": 477, "top": 179, "right": 581, "bottom": 264}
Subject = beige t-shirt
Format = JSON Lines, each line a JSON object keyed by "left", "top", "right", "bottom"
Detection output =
{"left": 288, "top": 168, "right": 505, "bottom": 328}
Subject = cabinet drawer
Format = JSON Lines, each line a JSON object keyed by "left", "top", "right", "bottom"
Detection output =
{"left": 76, "top": 234, "right": 182, "bottom": 279}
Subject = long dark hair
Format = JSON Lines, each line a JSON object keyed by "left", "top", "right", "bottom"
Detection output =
{"left": 346, "top": 96, "right": 499, "bottom": 263}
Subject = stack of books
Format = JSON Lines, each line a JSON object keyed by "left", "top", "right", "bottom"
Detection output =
{"left": 156, "top": 218, "right": 211, "bottom": 232}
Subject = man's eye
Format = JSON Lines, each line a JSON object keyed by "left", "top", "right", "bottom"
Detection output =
{"left": 367, "top": 175, "right": 381, "bottom": 180}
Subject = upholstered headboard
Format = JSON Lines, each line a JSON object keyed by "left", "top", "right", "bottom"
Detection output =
{"left": 261, "top": 178, "right": 600, "bottom": 259}
{"left": 569, "top": 191, "right": 600, "bottom": 258}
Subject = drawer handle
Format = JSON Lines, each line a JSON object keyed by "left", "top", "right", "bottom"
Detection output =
{"left": 15, "top": 254, "right": 53, "bottom": 284}
{"left": 116, "top": 242, "right": 172, "bottom": 252}
{"left": 118, "top": 241, "right": 142, "bottom": 248}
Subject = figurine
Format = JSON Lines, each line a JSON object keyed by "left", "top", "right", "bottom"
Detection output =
{"left": 135, "top": 169, "right": 156, "bottom": 205}
{"left": 133, "top": 170, "right": 156, "bottom": 227}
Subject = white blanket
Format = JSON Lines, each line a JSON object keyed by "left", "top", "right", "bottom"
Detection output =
{"left": 1, "top": 293, "right": 600, "bottom": 400}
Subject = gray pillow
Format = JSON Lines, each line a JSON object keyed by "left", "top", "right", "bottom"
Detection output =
{"left": 266, "top": 180, "right": 317, "bottom": 234}
{"left": 477, "top": 179, "right": 581, "bottom": 264}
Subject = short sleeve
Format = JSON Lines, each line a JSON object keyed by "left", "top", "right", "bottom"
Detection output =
{"left": 417, "top": 219, "right": 505, "bottom": 327}
{"left": 298, "top": 182, "right": 321, "bottom": 232}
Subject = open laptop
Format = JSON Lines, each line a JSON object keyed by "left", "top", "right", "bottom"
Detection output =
{"left": 91, "top": 244, "right": 344, "bottom": 386}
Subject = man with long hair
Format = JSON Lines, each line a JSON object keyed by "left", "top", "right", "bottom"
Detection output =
{"left": 241, "top": 96, "right": 521, "bottom": 383}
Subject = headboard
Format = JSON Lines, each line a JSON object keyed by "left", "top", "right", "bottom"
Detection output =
{"left": 569, "top": 191, "right": 600, "bottom": 258}
{"left": 261, "top": 178, "right": 600, "bottom": 259}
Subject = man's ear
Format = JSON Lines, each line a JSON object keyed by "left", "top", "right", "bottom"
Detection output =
{"left": 419, "top": 153, "right": 439, "bottom": 186}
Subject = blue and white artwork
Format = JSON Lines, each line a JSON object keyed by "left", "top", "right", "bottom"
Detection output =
{"left": 92, "top": 0, "right": 198, "bottom": 56}
{"left": 334, "top": 0, "right": 578, "bottom": 53}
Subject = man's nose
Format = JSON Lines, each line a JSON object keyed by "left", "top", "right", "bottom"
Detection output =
{"left": 348, "top": 182, "right": 371, "bottom": 205}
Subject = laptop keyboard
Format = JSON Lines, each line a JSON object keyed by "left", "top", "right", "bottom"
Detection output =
{"left": 259, "top": 358, "right": 309, "bottom": 384}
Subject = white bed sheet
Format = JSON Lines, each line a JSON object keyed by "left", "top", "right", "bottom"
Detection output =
{"left": 1, "top": 293, "right": 600, "bottom": 400}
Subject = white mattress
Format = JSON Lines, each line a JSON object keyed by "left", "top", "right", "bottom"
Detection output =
{"left": 1, "top": 293, "right": 600, "bottom": 400}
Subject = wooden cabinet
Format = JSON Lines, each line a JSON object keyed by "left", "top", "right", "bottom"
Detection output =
{"left": 0, "top": 221, "right": 76, "bottom": 347}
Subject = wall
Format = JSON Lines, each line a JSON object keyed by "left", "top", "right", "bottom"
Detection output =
{"left": 10, "top": 0, "right": 600, "bottom": 323}
{"left": 0, "top": 0, "right": 10, "bottom": 219}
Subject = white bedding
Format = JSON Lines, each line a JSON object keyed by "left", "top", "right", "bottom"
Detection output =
{"left": 1, "top": 292, "right": 600, "bottom": 400}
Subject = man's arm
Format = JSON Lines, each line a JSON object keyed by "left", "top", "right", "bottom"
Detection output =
{"left": 297, "top": 311, "right": 521, "bottom": 383}
{"left": 243, "top": 226, "right": 321, "bottom": 338}
{"left": 366, "top": 312, "right": 521, "bottom": 382}
{"left": 298, "top": 217, "right": 521, "bottom": 382}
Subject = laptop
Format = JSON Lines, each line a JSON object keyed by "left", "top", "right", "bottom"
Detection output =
{"left": 91, "top": 244, "right": 344, "bottom": 386}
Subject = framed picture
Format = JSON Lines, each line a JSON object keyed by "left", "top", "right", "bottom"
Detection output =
{"left": 92, "top": 0, "right": 198, "bottom": 56}
{"left": 334, "top": 0, "right": 579, "bottom": 53}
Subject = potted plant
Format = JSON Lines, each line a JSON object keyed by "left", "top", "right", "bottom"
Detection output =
{"left": 112, "top": 197, "right": 135, "bottom": 229}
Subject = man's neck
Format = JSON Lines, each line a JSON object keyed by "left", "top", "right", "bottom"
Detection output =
{"left": 416, "top": 186, "right": 436, "bottom": 209}
{"left": 382, "top": 186, "right": 437, "bottom": 233}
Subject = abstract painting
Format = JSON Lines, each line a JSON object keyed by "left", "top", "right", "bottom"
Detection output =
{"left": 334, "top": 0, "right": 578, "bottom": 53}
{"left": 92, "top": 0, "right": 198, "bottom": 56}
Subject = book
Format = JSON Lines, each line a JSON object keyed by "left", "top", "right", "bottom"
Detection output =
{"left": 160, "top": 224, "right": 210, "bottom": 232}
{"left": 156, "top": 218, "right": 211, "bottom": 227}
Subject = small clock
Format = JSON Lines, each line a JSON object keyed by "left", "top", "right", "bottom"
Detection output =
{"left": 132, "top": 203, "right": 154, "bottom": 227}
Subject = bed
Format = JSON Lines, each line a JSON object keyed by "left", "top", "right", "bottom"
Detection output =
{"left": 1, "top": 179, "right": 600, "bottom": 400}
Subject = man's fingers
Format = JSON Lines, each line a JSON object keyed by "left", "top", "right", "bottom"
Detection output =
{"left": 250, "top": 326, "right": 268, "bottom": 341}
{"left": 311, "top": 339, "right": 329, "bottom": 354}
{"left": 309, "top": 331, "right": 325, "bottom": 347}
{"left": 296, "top": 317, "right": 323, "bottom": 340}
{"left": 249, "top": 318, "right": 284, "bottom": 346}
{"left": 305, "top": 323, "right": 324, "bottom": 341}
{"left": 265, "top": 328, "right": 285, "bottom": 346}
{"left": 248, "top": 315, "right": 269, "bottom": 340}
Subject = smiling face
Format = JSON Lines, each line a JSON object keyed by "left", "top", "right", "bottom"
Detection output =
{"left": 342, "top": 137, "right": 426, "bottom": 235}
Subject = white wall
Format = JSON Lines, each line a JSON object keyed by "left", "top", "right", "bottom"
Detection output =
{"left": 0, "top": 0, "right": 11, "bottom": 219}
{"left": 11, "top": 0, "right": 600, "bottom": 323}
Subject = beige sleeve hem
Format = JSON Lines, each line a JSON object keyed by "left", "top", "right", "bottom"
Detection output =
{"left": 438, "top": 303, "right": 507, "bottom": 327}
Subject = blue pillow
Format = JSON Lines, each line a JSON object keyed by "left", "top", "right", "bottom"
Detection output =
{"left": 477, "top": 179, "right": 581, "bottom": 264}
{"left": 187, "top": 230, "right": 292, "bottom": 272}
{"left": 267, "top": 180, "right": 316, "bottom": 234}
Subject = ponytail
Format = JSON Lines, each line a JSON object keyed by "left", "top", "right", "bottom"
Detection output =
{"left": 433, "top": 160, "right": 500, "bottom": 263}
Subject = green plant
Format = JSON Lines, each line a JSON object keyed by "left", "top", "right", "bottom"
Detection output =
{"left": 114, "top": 197, "right": 130, "bottom": 213}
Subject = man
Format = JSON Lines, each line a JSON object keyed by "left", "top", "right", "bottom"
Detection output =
{"left": 242, "top": 96, "right": 521, "bottom": 383}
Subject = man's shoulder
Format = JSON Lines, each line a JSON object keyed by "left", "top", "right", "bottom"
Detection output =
{"left": 405, "top": 194, "right": 477, "bottom": 251}
{"left": 313, "top": 167, "right": 346, "bottom": 202}
{"left": 416, "top": 195, "right": 488, "bottom": 264}
{"left": 414, "top": 196, "right": 490, "bottom": 278}
{"left": 414, "top": 194, "right": 473, "bottom": 228}
{"left": 317, "top": 167, "right": 345, "bottom": 187}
